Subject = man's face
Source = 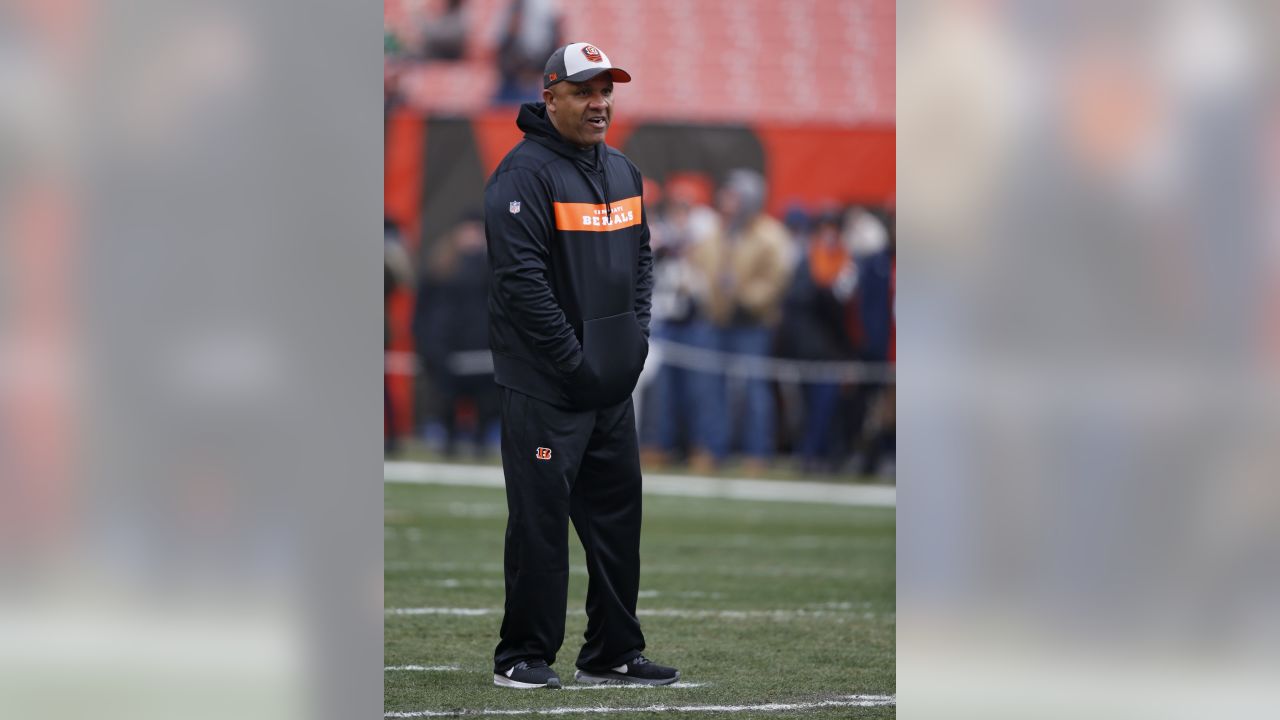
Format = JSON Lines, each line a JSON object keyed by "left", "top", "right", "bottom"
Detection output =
{"left": 544, "top": 74, "right": 614, "bottom": 148}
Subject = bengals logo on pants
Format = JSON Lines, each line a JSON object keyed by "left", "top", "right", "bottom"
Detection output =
{"left": 535, "top": 447, "right": 552, "bottom": 461}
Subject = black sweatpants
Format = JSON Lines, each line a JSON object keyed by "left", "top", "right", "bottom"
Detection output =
{"left": 493, "top": 386, "right": 646, "bottom": 673}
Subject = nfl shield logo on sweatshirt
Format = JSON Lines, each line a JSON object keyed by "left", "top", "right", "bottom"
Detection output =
{"left": 509, "top": 201, "right": 521, "bottom": 214}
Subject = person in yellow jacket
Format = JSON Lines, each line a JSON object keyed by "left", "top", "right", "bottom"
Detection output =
{"left": 685, "top": 169, "right": 793, "bottom": 473}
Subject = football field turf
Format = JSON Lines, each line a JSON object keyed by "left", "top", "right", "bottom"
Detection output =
{"left": 385, "top": 475, "right": 895, "bottom": 718}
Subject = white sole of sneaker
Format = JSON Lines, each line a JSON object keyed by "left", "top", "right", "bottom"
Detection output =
{"left": 493, "top": 674, "right": 561, "bottom": 689}
{"left": 573, "top": 670, "right": 680, "bottom": 686}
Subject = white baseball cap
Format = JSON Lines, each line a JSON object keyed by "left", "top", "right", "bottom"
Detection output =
{"left": 543, "top": 42, "right": 632, "bottom": 88}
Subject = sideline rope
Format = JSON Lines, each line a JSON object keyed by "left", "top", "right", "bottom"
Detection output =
{"left": 386, "top": 340, "right": 894, "bottom": 384}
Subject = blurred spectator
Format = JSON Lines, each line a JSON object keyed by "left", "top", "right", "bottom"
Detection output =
{"left": 385, "top": 27, "right": 404, "bottom": 57}
{"left": 846, "top": 207, "right": 895, "bottom": 477}
{"left": 777, "top": 209, "right": 856, "bottom": 472}
{"left": 493, "top": 0, "right": 563, "bottom": 104}
{"left": 413, "top": 214, "right": 497, "bottom": 457}
{"left": 772, "top": 204, "right": 814, "bottom": 449}
{"left": 782, "top": 204, "right": 813, "bottom": 249}
{"left": 420, "top": 0, "right": 469, "bottom": 61}
{"left": 642, "top": 175, "right": 720, "bottom": 465}
{"left": 687, "top": 169, "right": 792, "bottom": 473}
{"left": 848, "top": 207, "right": 894, "bottom": 363}
{"left": 385, "top": 219, "right": 415, "bottom": 455}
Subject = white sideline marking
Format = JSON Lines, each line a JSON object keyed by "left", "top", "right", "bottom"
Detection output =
{"left": 387, "top": 560, "right": 871, "bottom": 580}
{"left": 387, "top": 608, "right": 493, "bottom": 616}
{"left": 384, "top": 695, "right": 895, "bottom": 717}
{"left": 386, "top": 665, "right": 460, "bottom": 672}
{"left": 386, "top": 607, "right": 889, "bottom": 621}
{"left": 564, "top": 682, "right": 706, "bottom": 691}
{"left": 385, "top": 462, "right": 895, "bottom": 508}
{"left": 638, "top": 608, "right": 879, "bottom": 620}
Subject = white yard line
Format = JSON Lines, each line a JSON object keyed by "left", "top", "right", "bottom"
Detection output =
{"left": 564, "top": 682, "right": 706, "bottom": 691}
{"left": 385, "top": 461, "right": 894, "bottom": 508}
{"left": 387, "top": 608, "right": 494, "bottom": 616}
{"left": 384, "top": 695, "right": 895, "bottom": 717}
{"left": 387, "top": 560, "right": 870, "bottom": 580}
{"left": 386, "top": 607, "right": 889, "bottom": 621}
{"left": 385, "top": 665, "right": 460, "bottom": 672}
{"left": 638, "top": 608, "right": 885, "bottom": 620}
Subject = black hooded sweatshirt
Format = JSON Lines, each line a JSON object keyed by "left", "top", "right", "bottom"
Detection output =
{"left": 484, "top": 102, "right": 653, "bottom": 410}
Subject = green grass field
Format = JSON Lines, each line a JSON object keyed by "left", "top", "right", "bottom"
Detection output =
{"left": 385, "top": 477, "right": 895, "bottom": 718}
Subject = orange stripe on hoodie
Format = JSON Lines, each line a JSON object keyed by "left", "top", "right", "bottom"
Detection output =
{"left": 553, "top": 196, "right": 642, "bottom": 233}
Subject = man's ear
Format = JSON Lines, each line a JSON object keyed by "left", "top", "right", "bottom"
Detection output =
{"left": 542, "top": 87, "right": 556, "bottom": 112}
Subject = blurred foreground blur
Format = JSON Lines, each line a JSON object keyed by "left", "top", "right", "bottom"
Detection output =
{"left": 1, "top": 2, "right": 381, "bottom": 719}
{"left": 6, "top": 0, "right": 1279, "bottom": 717}
{"left": 899, "top": 1, "right": 1280, "bottom": 718}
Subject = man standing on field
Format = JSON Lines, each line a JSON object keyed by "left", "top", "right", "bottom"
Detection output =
{"left": 483, "top": 42, "right": 681, "bottom": 690}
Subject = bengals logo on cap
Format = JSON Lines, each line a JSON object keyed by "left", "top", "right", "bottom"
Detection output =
{"left": 581, "top": 45, "right": 603, "bottom": 62}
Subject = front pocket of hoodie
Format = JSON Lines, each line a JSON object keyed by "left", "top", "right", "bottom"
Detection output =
{"left": 580, "top": 311, "right": 647, "bottom": 406}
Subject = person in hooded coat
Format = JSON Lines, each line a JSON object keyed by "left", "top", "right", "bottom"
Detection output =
{"left": 483, "top": 42, "right": 679, "bottom": 690}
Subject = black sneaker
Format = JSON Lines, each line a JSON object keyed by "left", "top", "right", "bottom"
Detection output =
{"left": 574, "top": 655, "right": 680, "bottom": 686}
{"left": 493, "top": 659, "right": 562, "bottom": 689}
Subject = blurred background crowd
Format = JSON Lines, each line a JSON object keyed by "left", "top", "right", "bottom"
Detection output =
{"left": 383, "top": 0, "right": 896, "bottom": 479}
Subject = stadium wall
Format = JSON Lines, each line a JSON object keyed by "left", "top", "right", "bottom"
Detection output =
{"left": 385, "top": 107, "right": 895, "bottom": 257}
{"left": 384, "top": 108, "right": 895, "bottom": 435}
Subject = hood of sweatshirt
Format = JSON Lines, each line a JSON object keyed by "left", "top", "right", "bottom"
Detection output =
{"left": 516, "top": 101, "right": 606, "bottom": 174}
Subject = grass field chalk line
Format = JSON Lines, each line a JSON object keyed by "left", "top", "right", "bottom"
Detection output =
{"left": 564, "top": 682, "right": 706, "bottom": 690}
{"left": 384, "top": 695, "right": 895, "bottom": 717}
{"left": 385, "top": 665, "right": 460, "bottom": 672}
{"left": 386, "top": 607, "right": 887, "bottom": 621}
{"left": 385, "top": 461, "right": 895, "bottom": 508}
{"left": 387, "top": 607, "right": 494, "bottom": 616}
